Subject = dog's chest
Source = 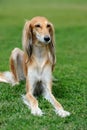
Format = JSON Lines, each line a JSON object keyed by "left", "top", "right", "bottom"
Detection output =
{"left": 28, "top": 45, "right": 52, "bottom": 85}
{"left": 34, "top": 56, "right": 50, "bottom": 80}
{"left": 33, "top": 45, "right": 49, "bottom": 71}
{"left": 28, "top": 53, "right": 51, "bottom": 81}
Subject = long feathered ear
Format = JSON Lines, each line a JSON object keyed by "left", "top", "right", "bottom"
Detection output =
{"left": 22, "top": 20, "right": 33, "bottom": 59}
{"left": 48, "top": 23, "right": 56, "bottom": 71}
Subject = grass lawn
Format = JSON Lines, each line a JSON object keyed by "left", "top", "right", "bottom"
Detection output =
{"left": 0, "top": 0, "right": 87, "bottom": 130}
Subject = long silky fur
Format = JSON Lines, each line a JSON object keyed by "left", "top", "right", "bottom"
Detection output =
{"left": 48, "top": 23, "right": 56, "bottom": 70}
{"left": 22, "top": 21, "right": 33, "bottom": 60}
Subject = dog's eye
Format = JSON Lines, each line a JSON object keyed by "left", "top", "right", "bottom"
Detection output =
{"left": 47, "top": 24, "right": 51, "bottom": 28}
{"left": 35, "top": 24, "right": 41, "bottom": 28}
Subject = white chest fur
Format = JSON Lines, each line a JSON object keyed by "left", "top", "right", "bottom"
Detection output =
{"left": 27, "top": 45, "right": 52, "bottom": 90}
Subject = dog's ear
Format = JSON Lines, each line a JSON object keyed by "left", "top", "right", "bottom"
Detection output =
{"left": 22, "top": 20, "right": 33, "bottom": 59}
{"left": 48, "top": 23, "right": 56, "bottom": 71}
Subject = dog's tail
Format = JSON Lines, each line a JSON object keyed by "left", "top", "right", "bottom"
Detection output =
{"left": 0, "top": 71, "right": 19, "bottom": 86}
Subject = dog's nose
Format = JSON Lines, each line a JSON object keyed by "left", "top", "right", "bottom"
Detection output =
{"left": 44, "top": 35, "right": 50, "bottom": 42}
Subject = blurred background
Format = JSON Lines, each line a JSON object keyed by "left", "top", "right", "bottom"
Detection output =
{"left": 0, "top": 0, "right": 87, "bottom": 27}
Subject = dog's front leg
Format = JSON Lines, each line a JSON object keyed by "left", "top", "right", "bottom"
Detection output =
{"left": 43, "top": 82, "right": 70, "bottom": 117}
{"left": 22, "top": 75, "right": 43, "bottom": 116}
{"left": 25, "top": 92, "right": 43, "bottom": 116}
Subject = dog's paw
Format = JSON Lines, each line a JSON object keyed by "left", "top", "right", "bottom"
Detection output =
{"left": 55, "top": 109, "right": 70, "bottom": 117}
{"left": 22, "top": 95, "right": 30, "bottom": 108}
{"left": 31, "top": 107, "right": 43, "bottom": 116}
{"left": 12, "top": 81, "right": 19, "bottom": 86}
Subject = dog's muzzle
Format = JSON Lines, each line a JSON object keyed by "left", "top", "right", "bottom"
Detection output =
{"left": 36, "top": 32, "right": 51, "bottom": 44}
{"left": 44, "top": 35, "right": 51, "bottom": 43}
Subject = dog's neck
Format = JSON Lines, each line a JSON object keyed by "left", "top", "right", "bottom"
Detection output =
{"left": 32, "top": 44, "right": 49, "bottom": 66}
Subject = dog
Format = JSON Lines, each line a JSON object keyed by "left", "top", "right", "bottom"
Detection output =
{"left": 0, "top": 16, "right": 70, "bottom": 117}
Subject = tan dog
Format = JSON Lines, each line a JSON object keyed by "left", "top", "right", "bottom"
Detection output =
{"left": 0, "top": 16, "right": 70, "bottom": 117}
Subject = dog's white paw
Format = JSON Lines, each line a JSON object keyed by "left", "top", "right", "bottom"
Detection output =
{"left": 22, "top": 95, "right": 30, "bottom": 108}
{"left": 12, "top": 81, "right": 19, "bottom": 86}
{"left": 31, "top": 107, "right": 43, "bottom": 116}
{"left": 55, "top": 109, "right": 70, "bottom": 117}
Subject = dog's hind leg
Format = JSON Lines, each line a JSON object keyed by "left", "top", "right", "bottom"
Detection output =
{"left": 0, "top": 48, "right": 25, "bottom": 86}
{"left": 0, "top": 71, "right": 18, "bottom": 85}
{"left": 10, "top": 48, "right": 25, "bottom": 85}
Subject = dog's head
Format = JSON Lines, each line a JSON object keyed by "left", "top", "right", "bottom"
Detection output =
{"left": 22, "top": 16, "right": 56, "bottom": 69}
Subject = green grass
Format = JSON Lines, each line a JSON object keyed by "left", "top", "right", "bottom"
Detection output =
{"left": 0, "top": 0, "right": 87, "bottom": 130}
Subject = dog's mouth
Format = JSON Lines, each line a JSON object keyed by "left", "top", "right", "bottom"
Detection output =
{"left": 36, "top": 32, "right": 51, "bottom": 44}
